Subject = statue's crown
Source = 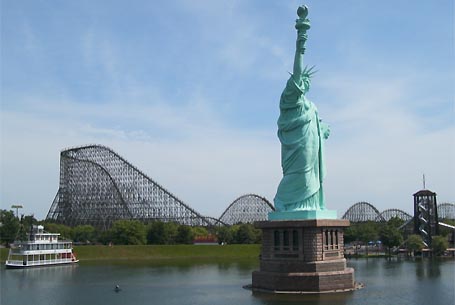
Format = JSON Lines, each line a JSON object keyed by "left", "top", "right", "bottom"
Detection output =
{"left": 302, "top": 65, "right": 317, "bottom": 78}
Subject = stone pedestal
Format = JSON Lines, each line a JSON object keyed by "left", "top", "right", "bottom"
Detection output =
{"left": 251, "top": 219, "right": 356, "bottom": 293}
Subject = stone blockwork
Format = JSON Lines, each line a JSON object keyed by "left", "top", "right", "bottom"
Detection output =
{"left": 251, "top": 219, "right": 355, "bottom": 293}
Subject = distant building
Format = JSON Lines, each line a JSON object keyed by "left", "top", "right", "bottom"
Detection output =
{"left": 413, "top": 189, "right": 439, "bottom": 247}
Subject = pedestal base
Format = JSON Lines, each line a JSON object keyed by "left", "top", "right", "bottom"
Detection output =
{"left": 252, "top": 267, "right": 356, "bottom": 293}
{"left": 251, "top": 219, "right": 355, "bottom": 293}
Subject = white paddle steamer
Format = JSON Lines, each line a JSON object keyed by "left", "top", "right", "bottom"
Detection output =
{"left": 5, "top": 225, "right": 78, "bottom": 268}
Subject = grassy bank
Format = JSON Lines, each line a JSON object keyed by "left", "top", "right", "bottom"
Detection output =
{"left": 0, "top": 244, "right": 261, "bottom": 263}
{"left": 1, "top": 248, "right": 8, "bottom": 262}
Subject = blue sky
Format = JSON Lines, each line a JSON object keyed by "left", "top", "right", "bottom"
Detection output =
{"left": 1, "top": 0, "right": 454, "bottom": 219}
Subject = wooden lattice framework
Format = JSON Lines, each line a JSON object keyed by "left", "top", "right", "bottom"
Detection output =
{"left": 46, "top": 145, "right": 212, "bottom": 229}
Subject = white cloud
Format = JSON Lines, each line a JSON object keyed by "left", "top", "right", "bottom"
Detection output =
{"left": 1, "top": 0, "right": 453, "bottom": 222}
{"left": 2, "top": 72, "right": 453, "bottom": 221}
{"left": 0, "top": 93, "right": 281, "bottom": 219}
{"left": 317, "top": 73, "right": 455, "bottom": 215}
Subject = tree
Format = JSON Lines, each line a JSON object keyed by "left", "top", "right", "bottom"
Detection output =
{"left": 234, "top": 224, "right": 256, "bottom": 244}
{"left": 431, "top": 236, "right": 448, "bottom": 256}
{"left": 110, "top": 220, "right": 146, "bottom": 245}
{"left": 147, "top": 222, "right": 166, "bottom": 244}
{"left": 0, "top": 210, "right": 20, "bottom": 245}
{"left": 343, "top": 226, "right": 358, "bottom": 244}
{"left": 407, "top": 234, "right": 424, "bottom": 256}
{"left": 380, "top": 224, "right": 403, "bottom": 257}
{"left": 216, "top": 226, "right": 233, "bottom": 244}
{"left": 229, "top": 225, "right": 240, "bottom": 243}
{"left": 252, "top": 226, "right": 262, "bottom": 243}
{"left": 73, "top": 225, "right": 96, "bottom": 243}
{"left": 22, "top": 215, "right": 38, "bottom": 232}
{"left": 357, "top": 221, "right": 379, "bottom": 256}
{"left": 191, "top": 226, "right": 208, "bottom": 239}
{"left": 40, "top": 222, "right": 73, "bottom": 239}
{"left": 387, "top": 216, "right": 405, "bottom": 228}
{"left": 147, "top": 221, "right": 178, "bottom": 244}
{"left": 175, "top": 225, "right": 194, "bottom": 244}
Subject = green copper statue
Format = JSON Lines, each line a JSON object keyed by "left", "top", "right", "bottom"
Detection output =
{"left": 274, "top": 5, "right": 330, "bottom": 212}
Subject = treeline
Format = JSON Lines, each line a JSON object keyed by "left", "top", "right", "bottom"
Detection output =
{"left": 47, "top": 221, "right": 262, "bottom": 246}
{"left": 0, "top": 210, "right": 261, "bottom": 246}
{"left": 2, "top": 209, "right": 452, "bottom": 254}
{"left": 345, "top": 217, "right": 454, "bottom": 256}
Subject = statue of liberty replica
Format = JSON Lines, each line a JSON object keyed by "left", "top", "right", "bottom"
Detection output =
{"left": 274, "top": 5, "right": 330, "bottom": 213}
{"left": 269, "top": 5, "right": 336, "bottom": 220}
{"left": 252, "top": 5, "right": 357, "bottom": 293}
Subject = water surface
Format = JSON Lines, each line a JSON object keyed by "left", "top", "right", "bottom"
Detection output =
{"left": 1, "top": 258, "right": 453, "bottom": 305}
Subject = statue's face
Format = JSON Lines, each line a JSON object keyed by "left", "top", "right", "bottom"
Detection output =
{"left": 302, "top": 77, "right": 311, "bottom": 93}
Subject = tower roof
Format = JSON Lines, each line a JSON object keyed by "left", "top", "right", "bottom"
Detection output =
{"left": 413, "top": 189, "right": 436, "bottom": 197}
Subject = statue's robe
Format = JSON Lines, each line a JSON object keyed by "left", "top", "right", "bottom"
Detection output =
{"left": 274, "top": 75, "right": 326, "bottom": 211}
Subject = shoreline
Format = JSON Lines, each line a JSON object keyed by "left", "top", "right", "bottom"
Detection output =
{"left": 2, "top": 245, "right": 453, "bottom": 264}
{"left": 0, "top": 244, "right": 261, "bottom": 263}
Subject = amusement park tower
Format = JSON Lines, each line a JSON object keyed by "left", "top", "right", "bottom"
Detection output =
{"left": 413, "top": 189, "right": 439, "bottom": 247}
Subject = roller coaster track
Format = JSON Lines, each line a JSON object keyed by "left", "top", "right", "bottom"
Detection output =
{"left": 46, "top": 145, "right": 212, "bottom": 229}
{"left": 218, "top": 194, "right": 274, "bottom": 225}
{"left": 45, "top": 145, "right": 453, "bottom": 229}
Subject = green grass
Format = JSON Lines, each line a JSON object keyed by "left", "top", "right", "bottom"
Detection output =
{"left": 0, "top": 248, "right": 8, "bottom": 262}
{"left": 0, "top": 244, "right": 261, "bottom": 263}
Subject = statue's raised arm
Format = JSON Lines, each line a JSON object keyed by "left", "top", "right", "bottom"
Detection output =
{"left": 293, "top": 5, "right": 311, "bottom": 78}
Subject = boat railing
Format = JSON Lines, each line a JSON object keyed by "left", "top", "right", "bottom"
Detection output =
{"left": 10, "top": 249, "right": 74, "bottom": 255}
{"left": 11, "top": 239, "right": 74, "bottom": 246}
{"left": 6, "top": 258, "right": 76, "bottom": 266}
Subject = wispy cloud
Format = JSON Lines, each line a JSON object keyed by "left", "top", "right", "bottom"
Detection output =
{"left": 0, "top": 91, "right": 279, "bottom": 218}
{"left": 315, "top": 72, "right": 454, "bottom": 214}
{"left": 2, "top": 75, "right": 453, "bottom": 220}
{"left": 1, "top": 0, "right": 453, "bottom": 220}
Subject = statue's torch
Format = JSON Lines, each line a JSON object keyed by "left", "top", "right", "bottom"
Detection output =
{"left": 295, "top": 5, "right": 311, "bottom": 54}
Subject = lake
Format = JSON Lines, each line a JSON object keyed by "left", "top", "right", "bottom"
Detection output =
{"left": 1, "top": 258, "right": 453, "bottom": 305}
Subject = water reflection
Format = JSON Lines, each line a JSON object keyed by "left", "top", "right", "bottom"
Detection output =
{"left": 8, "top": 264, "right": 77, "bottom": 291}
{"left": 1, "top": 258, "right": 453, "bottom": 305}
{"left": 252, "top": 290, "right": 351, "bottom": 305}
{"left": 414, "top": 258, "right": 441, "bottom": 278}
